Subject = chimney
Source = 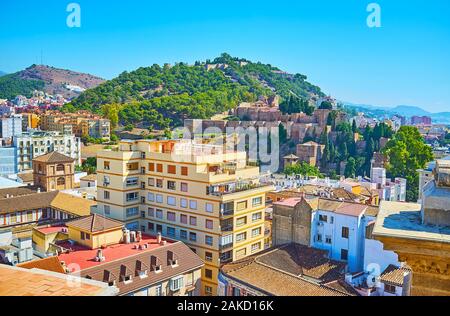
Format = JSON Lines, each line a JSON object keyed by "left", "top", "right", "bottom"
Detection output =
{"left": 123, "top": 229, "right": 130, "bottom": 244}
{"left": 96, "top": 249, "right": 105, "bottom": 262}
{"left": 157, "top": 232, "right": 162, "bottom": 244}
{"left": 137, "top": 231, "right": 142, "bottom": 242}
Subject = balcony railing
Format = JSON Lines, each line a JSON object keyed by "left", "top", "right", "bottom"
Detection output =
{"left": 220, "top": 251, "right": 233, "bottom": 264}
{"left": 219, "top": 242, "right": 234, "bottom": 251}
{"left": 208, "top": 182, "right": 266, "bottom": 197}
{"left": 220, "top": 209, "right": 234, "bottom": 217}
{"left": 220, "top": 224, "right": 233, "bottom": 232}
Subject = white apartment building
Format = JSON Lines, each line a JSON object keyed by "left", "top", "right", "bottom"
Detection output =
{"left": 0, "top": 114, "right": 23, "bottom": 139}
{"left": 310, "top": 201, "right": 368, "bottom": 272}
{"left": 13, "top": 131, "right": 81, "bottom": 172}
{"left": 370, "top": 167, "right": 407, "bottom": 202}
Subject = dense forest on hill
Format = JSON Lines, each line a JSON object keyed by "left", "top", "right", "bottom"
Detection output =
{"left": 0, "top": 74, "right": 45, "bottom": 99}
{"left": 65, "top": 53, "right": 325, "bottom": 129}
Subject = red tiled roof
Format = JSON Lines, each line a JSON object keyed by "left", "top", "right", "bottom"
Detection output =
{"left": 66, "top": 214, "right": 123, "bottom": 233}
{"left": 33, "top": 151, "right": 75, "bottom": 163}
{"left": 273, "top": 198, "right": 303, "bottom": 207}
{"left": 334, "top": 203, "right": 368, "bottom": 217}
{"left": 35, "top": 225, "right": 67, "bottom": 235}
{"left": 380, "top": 265, "right": 411, "bottom": 287}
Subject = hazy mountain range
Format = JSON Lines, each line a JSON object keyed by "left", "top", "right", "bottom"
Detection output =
{"left": 0, "top": 71, "right": 6, "bottom": 77}
{"left": 344, "top": 102, "right": 450, "bottom": 124}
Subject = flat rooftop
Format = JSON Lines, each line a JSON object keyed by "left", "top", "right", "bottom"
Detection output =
{"left": 57, "top": 234, "right": 175, "bottom": 270}
{"left": 373, "top": 201, "right": 450, "bottom": 243}
{"left": 35, "top": 225, "right": 67, "bottom": 235}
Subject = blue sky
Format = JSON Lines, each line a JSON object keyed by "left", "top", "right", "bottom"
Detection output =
{"left": 1, "top": 0, "right": 449, "bottom": 112}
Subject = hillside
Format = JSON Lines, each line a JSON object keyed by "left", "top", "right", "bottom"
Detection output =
{"left": 0, "top": 65, "right": 105, "bottom": 100}
{"left": 67, "top": 53, "right": 325, "bottom": 129}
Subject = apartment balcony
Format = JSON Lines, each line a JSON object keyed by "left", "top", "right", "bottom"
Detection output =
{"left": 220, "top": 209, "right": 234, "bottom": 217}
{"left": 220, "top": 221, "right": 234, "bottom": 232}
{"left": 220, "top": 203, "right": 234, "bottom": 217}
{"left": 220, "top": 251, "right": 233, "bottom": 264}
{"left": 209, "top": 162, "right": 238, "bottom": 176}
{"left": 207, "top": 181, "right": 268, "bottom": 197}
{"left": 219, "top": 242, "right": 234, "bottom": 251}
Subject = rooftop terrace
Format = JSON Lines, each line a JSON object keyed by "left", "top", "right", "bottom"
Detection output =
{"left": 57, "top": 234, "right": 175, "bottom": 271}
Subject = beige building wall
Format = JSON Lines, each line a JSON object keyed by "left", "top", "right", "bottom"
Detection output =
{"left": 95, "top": 140, "right": 272, "bottom": 296}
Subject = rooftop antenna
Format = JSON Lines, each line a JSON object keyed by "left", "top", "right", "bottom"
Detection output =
{"left": 40, "top": 49, "right": 43, "bottom": 66}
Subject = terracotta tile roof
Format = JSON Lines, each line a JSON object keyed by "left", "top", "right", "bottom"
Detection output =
{"left": 274, "top": 196, "right": 371, "bottom": 218}
{"left": 33, "top": 151, "right": 75, "bottom": 163}
{"left": 331, "top": 188, "right": 365, "bottom": 201}
{"left": 66, "top": 214, "right": 122, "bottom": 233}
{"left": 323, "top": 279, "right": 361, "bottom": 296}
{"left": 364, "top": 206, "right": 379, "bottom": 217}
{"left": 223, "top": 261, "right": 353, "bottom": 296}
{"left": 17, "top": 172, "right": 34, "bottom": 183}
{"left": 0, "top": 191, "right": 58, "bottom": 214}
{"left": 0, "top": 265, "right": 117, "bottom": 296}
{"left": 0, "top": 187, "right": 38, "bottom": 199}
{"left": 80, "top": 174, "right": 97, "bottom": 181}
{"left": 380, "top": 265, "right": 411, "bottom": 287}
{"left": 334, "top": 203, "right": 368, "bottom": 217}
{"left": 273, "top": 197, "right": 303, "bottom": 207}
{"left": 221, "top": 244, "right": 358, "bottom": 296}
{"left": 317, "top": 199, "right": 344, "bottom": 212}
{"left": 256, "top": 244, "right": 346, "bottom": 282}
{"left": 17, "top": 256, "right": 66, "bottom": 274}
{"left": 49, "top": 192, "right": 95, "bottom": 216}
{"left": 0, "top": 191, "right": 94, "bottom": 216}
{"left": 63, "top": 239, "right": 204, "bottom": 296}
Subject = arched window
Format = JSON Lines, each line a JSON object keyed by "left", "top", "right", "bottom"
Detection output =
{"left": 56, "top": 164, "right": 65, "bottom": 172}
{"left": 57, "top": 177, "right": 65, "bottom": 186}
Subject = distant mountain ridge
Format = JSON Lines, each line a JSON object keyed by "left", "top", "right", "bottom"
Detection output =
{"left": 0, "top": 65, "right": 105, "bottom": 100}
{"left": 344, "top": 102, "right": 450, "bottom": 124}
{"left": 0, "top": 71, "right": 6, "bottom": 77}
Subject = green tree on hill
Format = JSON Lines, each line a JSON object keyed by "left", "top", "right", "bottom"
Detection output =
{"left": 345, "top": 157, "right": 357, "bottom": 178}
{"left": 382, "top": 126, "right": 433, "bottom": 202}
{"left": 284, "top": 162, "right": 322, "bottom": 178}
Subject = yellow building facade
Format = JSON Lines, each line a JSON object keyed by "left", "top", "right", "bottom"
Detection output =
{"left": 95, "top": 140, "right": 273, "bottom": 296}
